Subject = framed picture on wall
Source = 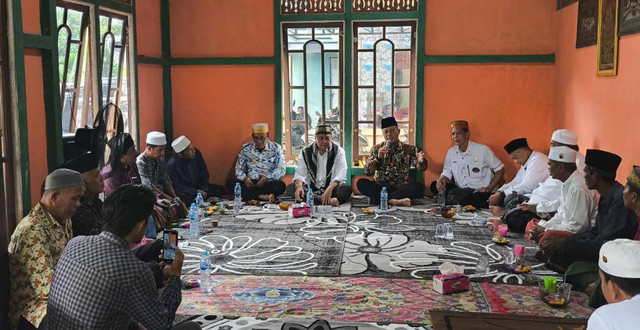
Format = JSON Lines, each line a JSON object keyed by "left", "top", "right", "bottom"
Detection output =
{"left": 596, "top": 0, "right": 619, "bottom": 76}
{"left": 576, "top": 0, "right": 599, "bottom": 48}
{"left": 558, "top": 0, "right": 578, "bottom": 10}
{"left": 619, "top": 0, "right": 640, "bottom": 36}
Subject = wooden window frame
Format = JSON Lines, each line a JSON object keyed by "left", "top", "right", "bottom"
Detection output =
{"left": 282, "top": 22, "right": 344, "bottom": 162}
{"left": 352, "top": 21, "right": 417, "bottom": 162}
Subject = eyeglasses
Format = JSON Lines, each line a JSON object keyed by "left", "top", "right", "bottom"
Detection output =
{"left": 253, "top": 136, "right": 267, "bottom": 141}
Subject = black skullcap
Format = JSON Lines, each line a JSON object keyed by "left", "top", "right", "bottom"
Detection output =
{"left": 381, "top": 117, "right": 398, "bottom": 129}
{"left": 107, "top": 133, "right": 134, "bottom": 156}
{"left": 585, "top": 149, "right": 622, "bottom": 174}
{"left": 504, "top": 138, "right": 529, "bottom": 154}
{"left": 60, "top": 153, "right": 99, "bottom": 174}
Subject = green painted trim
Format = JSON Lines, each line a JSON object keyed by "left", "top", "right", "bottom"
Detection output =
{"left": 425, "top": 54, "right": 556, "bottom": 64}
{"left": 11, "top": 0, "right": 32, "bottom": 214}
{"left": 274, "top": 0, "right": 282, "bottom": 144}
{"left": 92, "top": 0, "right": 134, "bottom": 13}
{"left": 286, "top": 166, "right": 295, "bottom": 175}
{"left": 415, "top": 0, "right": 425, "bottom": 183}
{"left": 23, "top": 34, "right": 52, "bottom": 49}
{"left": 94, "top": 5, "right": 104, "bottom": 109}
{"left": 161, "top": 0, "right": 173, "bottom": 144}
{"left": 343, "top": 7, "right": 353, "bottom": 185}
{"left": 40, "top": 0, "right": 64, "bottom": 169}
{"left": 171, "top": 57, "right": 276, "bottom": 66}
{"left": 136, "top": 55, "right": 165, "bottom": 65}
{"left": 132, "top": 2, "right": 141, "bottom": 144}
{"left": 350, "top": 167, "right": 365, "bottom": 176}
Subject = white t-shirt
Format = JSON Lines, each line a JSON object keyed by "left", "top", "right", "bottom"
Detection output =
{"left": 499, "top": 150, "right": 549, "bottom": 196}
{"left": 588, "top": 294, "right": 640, "bottom": 329}
{"left": 294, "top": 144, "right": 347, "bottom": 188}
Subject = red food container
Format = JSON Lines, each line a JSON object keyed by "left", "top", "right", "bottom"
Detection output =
{"left": 432, "top": 273, "right": 470, "bottom": 294}
{"left": 288, "top": 205, "right": 311, "bottom": 218}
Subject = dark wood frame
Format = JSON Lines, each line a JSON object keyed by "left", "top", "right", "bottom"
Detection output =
{"left": 429, "top": 310, "right": 588, "bottom": 330}
{"left": 281, "top": 22, "right": 344, "bottom": 161}
{"left": 596, "top": 0, "right": 619, "bottom": 75}
{"left": 576, "top": 0, "right": 599, "bottom": 48}
{"left": 557, "top": 0, "right": 578, "bottom": 10}
{"left": 618, "top": 0, "right": 640, "bottom": 36}
{"left": 353, "top": 21, "right": 417, "bottom": 161}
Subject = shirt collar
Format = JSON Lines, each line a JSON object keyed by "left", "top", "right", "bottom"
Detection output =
{"left": 252, "top": 140, "right": 273, "bottom": 152}
{"left": 564, "top": 169, "right": 582, "bottom": 187}
{"left": 456, "top": 141, "right": 474, "bottom": 154}
{"left": 314, "top": 142, "right": 332, "bottom": 155}
{"left": 99, "top": 231, "right": 130, "bottom": 250}
{"left": 36, "top": 202, "right": 66, "bottom": 229}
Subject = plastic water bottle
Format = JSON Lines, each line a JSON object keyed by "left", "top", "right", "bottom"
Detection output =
{"left": 233, "top": 183, "right": 242, "bottom": 214}
{"left": 195, "top": 192, "right": 204, "bottom": 209}
{"left": 438, "top": 189, "right": 446, "bottom": 206}
{"left": 379, "top": 187, "right": 388, "bottom": 212}
{"left": 199, "top": 251, "right": 211, "bottom": 292}
{"left": 306, "top": 187, "right": 314, "bottom": 216}
{"left": 189, "top": 203, "right": 199, "bottom": 238}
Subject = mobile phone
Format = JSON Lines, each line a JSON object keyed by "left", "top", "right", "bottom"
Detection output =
{"left": 163, "top": 230, "right": 179, "bottom": 263}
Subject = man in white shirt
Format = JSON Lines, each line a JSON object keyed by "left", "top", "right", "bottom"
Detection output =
{"left": 587, "top": 239, "right": 640, "bottom": 329}
{"left": 431, "top": 120, "right": 505, "bottom": 209}
{"left": 286, "top": 125, "right": 352, "bottom": 206}
{"left": 527, "top": 146, "right": 597, "bottom": 258}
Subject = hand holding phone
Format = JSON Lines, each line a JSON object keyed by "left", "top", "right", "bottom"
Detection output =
{"left": 162, "top": 230, "right": 179, "bottom": 263}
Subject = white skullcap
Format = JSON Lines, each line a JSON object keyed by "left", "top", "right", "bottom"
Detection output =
{"left": 44, "top": 169, "right": 84, "bottom": 191}
{"left": 171, "top": 135, "right": 191, "bottom": 153}
{"left": 551, "top": 129, "right": 578, "bottom": 145}
{"left": 599, "top": 239, "right": 640, "bottom": 278}
{"left": 146, "top": 131, "right": 166, "bottom": 146}
{"left": 549, "top": 146, "right": 577, "bottom": 163}
{"left": 252, "top": 123, "right": 269, "bottom": 134}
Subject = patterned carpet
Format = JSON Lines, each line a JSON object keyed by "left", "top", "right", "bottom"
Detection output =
{"left": 176, "top": 275, "right": 592, "bottom": 327}
{"left": 176, "top": 202, "right": 558, "bottom": 285}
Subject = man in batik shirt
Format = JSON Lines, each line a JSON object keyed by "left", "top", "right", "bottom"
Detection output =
{"left": 357, "top": 117, "right": 428, "bottom": 206}
{"left": 228, "top": 123, "right": 286, "bottom": 202}
{"left": 8, "top": 169, "right": 85, "bottom": 328}
{"left": 136, "top": 131, "right": 177, "bottom": 198}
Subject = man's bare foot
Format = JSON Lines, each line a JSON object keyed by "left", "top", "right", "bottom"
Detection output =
{"left": 329, "top": 197, "right": 340, "bottom": 206}
{"left": 258, "top": 194, "right": 276, "bottom": 203}
{"left": 487, "top": 218, "right": 505, "bottom": 230}
{"left": 489, "top": 205, "right": 504, "bottom": 217}
{"left": 389, "top": 198, "right": 411, "bottom": 207}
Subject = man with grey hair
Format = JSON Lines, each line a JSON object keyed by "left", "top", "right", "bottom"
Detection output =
{"left": 8, "top": 169, "right": 85, "bottom": 329}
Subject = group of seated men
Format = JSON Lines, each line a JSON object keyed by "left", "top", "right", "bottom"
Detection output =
{"left": 6, "top": 114, "right": 640, "bottom": 328}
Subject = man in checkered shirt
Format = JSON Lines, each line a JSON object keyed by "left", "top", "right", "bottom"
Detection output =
{"left": 43, "top": 185, "right": 199, "bottom": 329}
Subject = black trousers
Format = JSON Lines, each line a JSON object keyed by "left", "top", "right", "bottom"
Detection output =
{"left": 546, "top": 236, "right": 600, "bottom": 273}
{"left": 500, "top": 193, "right": 533, "bottom": 233}
{"left": 356, "top": 179, "right": 424, "bottom": 204}
{"left": 284, "top": 183, "right": 353, "bottom": 204}
{"left": 178, "top": 183, "right": 226, "bottom": 206}
{"left": 429, "top": 181, "right": 492, "bottom": 209}
{"left": 226, "top": 179, "right": 286, "bottom": 201}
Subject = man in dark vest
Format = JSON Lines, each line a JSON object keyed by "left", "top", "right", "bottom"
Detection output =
{"left": 285, "top": 125, "right": 352, "bottom": 205}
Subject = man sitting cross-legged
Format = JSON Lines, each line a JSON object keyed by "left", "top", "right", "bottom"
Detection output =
{"left": 43, "top": 185, "right": 200, "bottom": 330}
{"left": 356, "top": 117, "right": 428, "bottom": 207}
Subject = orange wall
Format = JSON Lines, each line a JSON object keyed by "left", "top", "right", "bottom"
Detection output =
{"left": 21, "top": 0, "right": 40, "bottom": 34}
{"left": 554, "top": 3, "right": 640, "bottom": 182}
{"left": 424, "top": 64, "right": 555, "bottom": 186}
{"left": 171, "top": 65, "right": 275, "bottom": 185}
{"left": 24, "top": 50, "right": 48, "bottom": 206}
{"left": 137, "top": 64, "right": 164, "bottom": 143}
{"left": 426, "top": 0, "right": 556, "bottom": 55}
{"left": 135, "top": 0, "right": 162, "bottom": 58}
{"left": 170, "top": 0, "right": 274, "bottom": 57}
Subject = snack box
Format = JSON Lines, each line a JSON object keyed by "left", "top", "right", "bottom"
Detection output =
{"left": 288, "top": 204, "right": 311, "bottom": 218}
{"left": 432, "top": 273, "right": 470, "bottom": 294}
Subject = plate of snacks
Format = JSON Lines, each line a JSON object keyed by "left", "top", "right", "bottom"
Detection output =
{"left": 462, "top": 205, "right": 476, "bottom": 212}
{"left": 505, "top": 264, "right": 531, "bottom": 274}
{"left": 362, "top": 208, "right": 375, "bottom": 214}
{"left": 492, "top": 237, "right": 510, "bottom": 245}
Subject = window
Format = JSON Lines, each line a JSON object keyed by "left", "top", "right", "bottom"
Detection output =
{"left": 282, "top": 24, "right": 343, "bottom": 162}
{"left": 353, "top": 22, "right": 416, "bottom": 161}
{"left": 57, "top": 2, "right": 134, "bottom": 136}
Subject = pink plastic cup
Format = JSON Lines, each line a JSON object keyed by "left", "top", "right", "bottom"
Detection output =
{"left": 498, "top": 225, "right": 508, "bottom": 237}
{"left": 514, "top": 244, "right": 525, "bottom": 258}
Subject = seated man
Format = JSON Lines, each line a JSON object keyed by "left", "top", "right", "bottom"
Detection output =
{"left": 622, "top": 165, "right": 640, "bottom": 240}
{"left": 286, "top": 125, "right": 353, "bottom": 205}
{"left": 587, "top": 239, "right": 640, "bottom": 329}
{"left": 546, "top": 150, "right": 637, "bottom": 273}
{"left": 136, "top": 131, "right": 177, "bottom": 199}
{"left": 59, "top": 153, "right": 105, "bottom": 236}
{"left": 551, "top": 129, "right": 585, "bottom": 174}
{"left": 487, "top": 138, "right": 549, "bottom": 208}
{"left": 167, "top": 135, "right": 225, "bottom": 205}
{"left": 44, "top": 185, "right": 199, "bottom": 330}
{"left": 357, "top": 117, "right": 428, "bottom": 206}
{"left": 430, "top": 120, "right": 505, "bottom": 209}
{"left": 527, "top": 146, "right": 597, "bottom": 258}
{"left": 228, "top": 123, "right": 286, "bottom": 202}
{"left": 102, "top": 133, "right": 141, "bottom": 197}
{"left": 8, "top": 169, "right": 84, "bottom": 329}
